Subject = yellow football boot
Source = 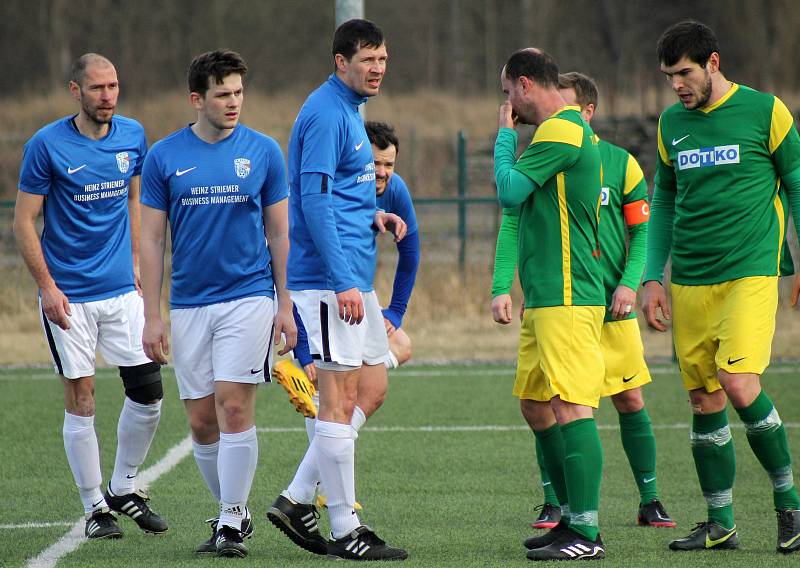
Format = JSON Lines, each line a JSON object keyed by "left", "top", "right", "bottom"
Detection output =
{"left": 272, "top": 359, "right": 317, "bottom": 418}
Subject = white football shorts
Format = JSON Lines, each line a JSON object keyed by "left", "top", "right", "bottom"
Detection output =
{"left": 291, "top": 289, "right": 389, "bottom": 368}
{"left": 170, "top": 295, "right": 274, "bottom": 400}
{"left": 40, "top": 290, "right": 150, "bottom": 379}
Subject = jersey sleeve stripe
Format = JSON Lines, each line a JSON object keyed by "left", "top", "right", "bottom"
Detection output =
{"left": 769, "top": 97, "right": 794, "bottom": 155}
{"left": 656, "top": 116, "right": 671, "bottom": 166}
{"left": 623, "top": 154, "right": 645, "bottom": 195}
{"left": 531, "top": 118, "right": 583, "bottom": 148}
{"left": 556, "top": 171, "right": 572, "bottom": 305}
{"left": 773, "top": 188, "right": 786, "bottom": 274}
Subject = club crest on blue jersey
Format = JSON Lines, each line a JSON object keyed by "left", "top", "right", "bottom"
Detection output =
{"left": 116, "top": 152, "right": 130, "bottom": 173}
{"left": 234, "top": 157, "right": 251, "bottom": 179}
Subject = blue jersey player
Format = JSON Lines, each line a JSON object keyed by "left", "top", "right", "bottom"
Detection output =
{"left": 139, "top": 50, "right": 295, "bottom": 558}
{"left": 369, "top": 121, "right": 420, "bottom": 367}
{"left": 14, "top": 54, "right": 167, "bottom": 540}
{"left": 274, "top": 121, "right": 420, "bottom": 416}
{"left": 266, "top": 20, "right": 408, "bottom": 562}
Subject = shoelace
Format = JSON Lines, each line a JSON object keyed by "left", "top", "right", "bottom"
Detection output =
{"left": 687, "top": 521, "right": 709, "bottom": 534}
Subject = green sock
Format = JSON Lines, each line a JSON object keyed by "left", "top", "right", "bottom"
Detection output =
{"left": 692, "top": 410, "right": 736, "bottom": 529}
{"left": 734, "top": 390, "right": 800, "bottom": 510}
{"left": 534, "top": 423, "right": 568, "bottom": 509}
{"left": 561, "top": 418, "right": 603, "bottom": 541}
{"left": 618, "top": 408, "right": 659, "bottom": 505}
{"left": 535, "top": 435, "right": 560, "bottom": 506}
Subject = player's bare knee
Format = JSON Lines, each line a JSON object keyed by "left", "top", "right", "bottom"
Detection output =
{"left": 688, "top": 388, "right": 726, "bottom": 414}
{"left": 612, "top": 389, "right": 644, "bottom": 414}
{"left": 395, "top": 336, "right": 412, "bottom": 365}
{"left": 120, "top": 362, "right": 163, "bottom": 404}
{"left": 188, "top": 412, "right": 219, "bottom": 442}
{"left": 65, "top": 379, "right": 96, "bottom": 416}
{"left": 718, "top": 370, "right": 761, "bottom": 408}
{"left": 71, "top": 394, "right": 96, "bottom": 417}
{"left": 520, "top": 399, "right": 555, "bottom": 430}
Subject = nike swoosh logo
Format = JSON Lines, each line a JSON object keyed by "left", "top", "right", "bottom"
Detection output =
{"left": 642, "top": 475, "right": 656, "bottom": 484}
{"left": 250, "top": 368, "right": 263, "bottom": 375}
{"left": 355, "top": 140, "right": 364, "bottom": 151}
{"left": 67, "top": 165, "right": 87, "bottom": 174}
{"left": 175, "top": 167, "right": 197, "bottom": 176}
{"left": 780, "top": 531, "right": 800, "bottom": 548}
{"left": 622, "top": 374, "right": 637, "bottom": 383}
{"left": 671, "top": 134, "right": 690, "bottom": 146}
{"left": 705, "top": 528, "right": 736, "bottom": 548}
{"left": 91, "top": 499, "right": 103, "bottom": 508}
{"left": 727, "top": 356, "right": 746, "bottom": 365}
{"left": 126, "top": 474, "right": 136, "bottom": 479}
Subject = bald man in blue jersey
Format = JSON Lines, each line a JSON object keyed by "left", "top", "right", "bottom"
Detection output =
{"left": 266, "top": 19, "right": 408, "bottom": 562}
{"left": 14, "top": 53, "right": 167, "bottom": 540}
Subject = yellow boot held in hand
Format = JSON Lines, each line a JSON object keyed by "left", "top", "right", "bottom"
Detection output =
{"left": 272, "top": 359, "right": 317, "bottom": 418}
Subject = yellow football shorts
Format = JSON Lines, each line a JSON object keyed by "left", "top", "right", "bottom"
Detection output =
{"left": 671, "top": 276, "right": 778, "bottom": 392}
{"left": 513, "top": 305, "right": 605, "bottom": 408}
{"left": 599, "top": 318, "right": 652, "bottom": 398}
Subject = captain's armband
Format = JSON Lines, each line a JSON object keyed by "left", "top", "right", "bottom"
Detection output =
{"left": 623, "top": 199, "right": 650, "bottom": 226}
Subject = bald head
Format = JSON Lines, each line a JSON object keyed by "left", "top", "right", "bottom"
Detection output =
{"left": 71, "top": 53, "right": 115, "bottom": 88}
{"left": 503, "top": 48, "right": 559, "bottom": 87}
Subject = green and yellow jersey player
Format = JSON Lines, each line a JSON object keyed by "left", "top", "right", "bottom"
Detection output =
{"left": 492, "top": 72, "right": 676, "bottom": 532}
{"left": 494, "top": 48, "right": 607, "bottom": 561}
{"left": 644, "top": 20, "right": 800, "bottom": 554}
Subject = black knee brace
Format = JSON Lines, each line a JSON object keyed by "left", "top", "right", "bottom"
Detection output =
{"left": 119, "top": 362, "right": 163, "bottom": 404}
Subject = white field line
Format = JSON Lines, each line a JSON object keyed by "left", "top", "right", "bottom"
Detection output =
{"left": 7, "top": 365, "right": 800, "bottom": 381}
{"left": 387, "top": 367, "right": 800, "bottom": 377}
{"left": 25, "top": 435, "right": 192, "bottom": 568}
{"left": 256, "top": 422, "right": 800, "bottom": 434}
{"left": 17, "top": 418, "right": 800, "bottom": 538}
{"left": 1, "top": 522, "right": 74, "bottom": 529}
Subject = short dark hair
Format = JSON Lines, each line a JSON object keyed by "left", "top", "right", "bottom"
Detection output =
{"left": 558, "top": 72, "right": 599, "bottom": 110}
{"left": 71, "top": 53, "right": 114, "bottom": 87}
{"left": 187, "top": 50, "right": 248, "bottom": 96}
{"left": 365, "top": 121, "right": 399, "bottom": 154}
{"left": 657, "top": 21, "right": 719, "bottom": 67}
{"left": 504, "top": 48, "right": 559, "bottom": 88}
{"left": 332, "top": 19, "right": 384, "bottom": 61}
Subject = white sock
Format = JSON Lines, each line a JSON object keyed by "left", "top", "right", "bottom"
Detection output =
{"left": 287, "top": 443, "right": 320, "bottom": 504}
{"left": 350, "top": 405, "right": 367, "bottom": 438}
{"left": 218, "top": 427, "right": 258, "bottom": 530}
{"left": 110, "top": 398, "right": 162, "bottom": 495}
{"left": 63, "top": 411, "right": 105, "bottom": 513}
{"left": 314, "top": 420, "right": 360, "bottom": 538}
{"left": 385, "top": 350, "right": 399, "bottom": 369}
{"left": 192, "top": 440, "right": 221, "bottom": 502}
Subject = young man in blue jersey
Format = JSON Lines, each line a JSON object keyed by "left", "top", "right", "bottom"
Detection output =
{"left": 14, "top": 54, "right": 167, "bottom": 540}
{"left": 266, "top": 19, "right": 408, "bottom": 561}
{"left": 274, "top": 121, "right": 420, "bottom": 418}
{"left": 369, "top": 121, "right": 420, "bottom": 367}
{"left": 139, "top": 50, "right": 295, "bottom": 558}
